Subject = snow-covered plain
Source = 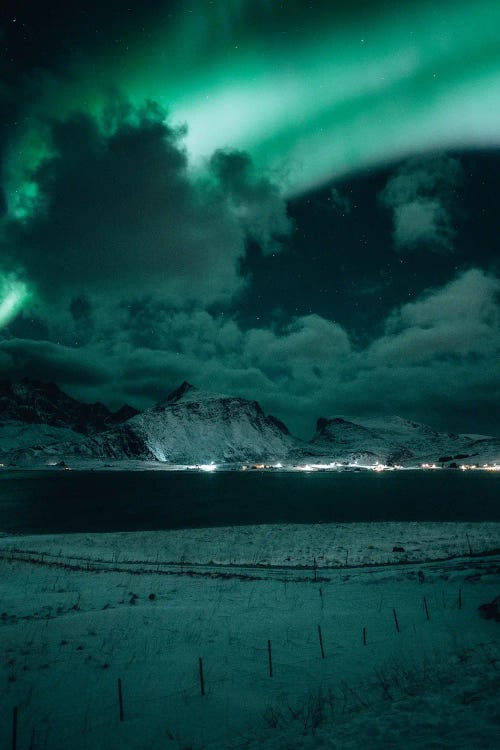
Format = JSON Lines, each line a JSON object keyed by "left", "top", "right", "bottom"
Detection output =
{"left": 0, "top": 524, "right": 498, "bottom": 749}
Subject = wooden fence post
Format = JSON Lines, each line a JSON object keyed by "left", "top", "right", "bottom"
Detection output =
{"left": 268, "top": 640, "right": 273, "bottom": 677}
{"left": 199, "top": 657, "right": 205, "bottom": 696}
{"left": 393, "top": 608, "right": 400, "bottom": 633}
{"left": 423, "top": 597, "right": 430, "bottom": 621}
{"left": 318, "top": 625, "right": 325, "bottom": 658}
{"left": 118, "top": 678, "right": 124, "bottom": 722}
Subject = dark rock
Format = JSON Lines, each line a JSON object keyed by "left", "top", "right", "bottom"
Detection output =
{"left": 267, "top": 414, "right": 290, "bottom": 435}
{"left": 166, "top": 381, "right": 195, "bottom": 403}
{"left": 0, "top": 378, "right": 138, "bottom": 434}
{"left": 478, "top": 596, "right": 500, "bottom": 622}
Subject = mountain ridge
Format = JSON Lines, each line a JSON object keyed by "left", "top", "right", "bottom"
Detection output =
{"left": 0, "top": 378, "right": 497, "bottom": 467}
{"left": 0, "top": 378, "right": 138, "bottom": 434}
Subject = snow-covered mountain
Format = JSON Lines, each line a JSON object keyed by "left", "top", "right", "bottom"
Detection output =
{"left": 93, "top": 381, "right": 296, "bottom": 463}
{"left": 1, "top": 379, "right": 498, "bottom": 468}
{"left": 9, "top": 381, "right": 297, "bottom": 465}
{"left": 0, "top": 379, "right": 138, "bottom": 462}
{"left": 309, "top": 414, "right": 498, "bottom": 466}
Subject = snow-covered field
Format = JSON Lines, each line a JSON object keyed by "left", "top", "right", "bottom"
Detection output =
{"left": 0, "top": 523, "right": 498, "bottom": 749}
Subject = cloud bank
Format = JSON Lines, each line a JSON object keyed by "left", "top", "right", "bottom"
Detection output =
{"left": 1, "top": 102, "right": 291, "bottom": 312}
{"left": 2, "top": 268, "right": 498, "bottom": 438}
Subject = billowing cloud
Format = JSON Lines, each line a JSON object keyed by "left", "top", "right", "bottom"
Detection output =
{"left": 5, "top": 0, "right": 500, "bottom": 199}
{"left": 209, "top": 149, "right": 292, "bottom": 254}
{"left": 379, "top": 156, "right": 463, "bottom": 253}
{"left": 0, "top": 338, "right": 111, "bottom": 385}
{"left": 1, "top": 102, "right": 291, "bottom": 312}
{"left": 1, "top": 3, "right": 498, "bottom": 453}
{"left": 369, "top": 269, "right": 500, "bottom": 364}
{"left": 2, "top": 268, "right": 498, "bottom": 437}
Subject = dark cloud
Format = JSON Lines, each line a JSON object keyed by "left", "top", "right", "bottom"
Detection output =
{"left": 210, "top": 149, "right": 292, "bottom": 254}
{"left": 0, "top": 338, "right": 111, "bottom": 385}
{"left": 370, "top": 269, "right": 500, "bottom": 364}
{"left": 2, "top": 101, "right": 291, "bottom": 311}
{"left": 2, "top": 268, "right": 498, "bottom": 437}
{"left": 0, "top": 2, "right": 498, "bottom": 449}
{"left": 379, "top": 156, "right": 463, "bottom": 254}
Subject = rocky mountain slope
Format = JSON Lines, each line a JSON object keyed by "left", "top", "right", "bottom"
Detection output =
{"left": 309, "top": 415, "right": 498, "bottom": 466}
{"left": 88, "top": 381, "right": 296, "bottom": 463}
{"left": 0, "top": 379, "right": 138, "bottom": 461}
{"left": 5, "top": 381, "right": 297, "bottom": 465}
{"left": 0, "top": 379, "right": 498, "bottom": 467}
{"left": 0, "top": 379, "right": 137, "bottom": 434}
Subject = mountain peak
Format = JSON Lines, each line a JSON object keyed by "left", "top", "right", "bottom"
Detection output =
{"left": 166, "top": 381, "right": 196, "bottom": 403}
{"left": 117, "top": 383, "right": 295, "bottom": 463}
{"left": 160, "top": 382, "right": 234, "bottom": 407}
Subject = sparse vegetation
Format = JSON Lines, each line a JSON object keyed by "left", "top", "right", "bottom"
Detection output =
{"left": 0, "top": 526, "right": 498, "bottom": 748}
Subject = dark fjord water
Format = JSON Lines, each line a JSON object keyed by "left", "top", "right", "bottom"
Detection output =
{"left": 0, "top": 470, "right": 498, "bottom": 534}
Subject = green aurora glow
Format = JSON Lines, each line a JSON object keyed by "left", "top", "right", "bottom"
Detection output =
{"left": 6, "top": 0, "right": 500, "bottom": 215}
{"left": 0, "top": 276, "right": 31, "bottom": 328}
{"left": 0, "top": 2, "right": 498, "bottom": 437}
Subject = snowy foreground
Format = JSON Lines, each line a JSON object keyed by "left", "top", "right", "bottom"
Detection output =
{"left": 0, "top": 523, "right": 499, "bottom": 749}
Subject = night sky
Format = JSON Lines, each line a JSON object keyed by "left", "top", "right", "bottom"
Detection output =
{"left": 0, "top": 0, "right": 499, "bottom": 438}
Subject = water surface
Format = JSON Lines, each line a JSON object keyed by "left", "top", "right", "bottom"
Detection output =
{"left": 0, "top": 470, "right": 498, "bottom": 534}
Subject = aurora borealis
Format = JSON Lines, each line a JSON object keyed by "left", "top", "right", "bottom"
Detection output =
{"left": 0, "top": 276, "right": 29, "bottom": 328}
{"left": 5, "top": 0, "right": 500, "bottom": 206}
{"left": 0, "top": 0, "right": 499, "bottom": 436}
